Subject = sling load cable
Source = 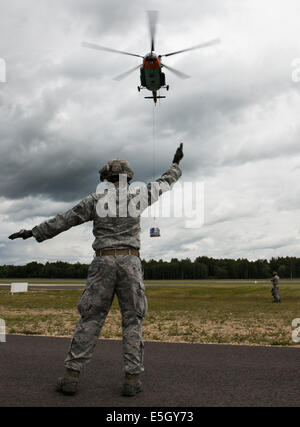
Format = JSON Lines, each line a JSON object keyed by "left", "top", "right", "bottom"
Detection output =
{"left": 150, "top": 101, "right": 160, "bottom": 238}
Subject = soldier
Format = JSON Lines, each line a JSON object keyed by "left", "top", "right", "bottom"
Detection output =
{"left": 271, "top": 271, "right": 281, "bottom": 303}
{"left": 8, "top": 143, "right": 184, "bottom": 397}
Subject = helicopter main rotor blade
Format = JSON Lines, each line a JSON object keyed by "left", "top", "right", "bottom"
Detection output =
{"left": 82, "top": 41, "right": 144, "bottom": 58}
{"left": 161, "top": 38, "right": 221, "bottom": 57}
{"left": 113, "top": 64, "right": 141, "bottom": 81}
{"left": 161, "top": 62, "right": 190, "bottom": 79}
{"left": 147, "top": 10, "right": 159, "bottom": 52}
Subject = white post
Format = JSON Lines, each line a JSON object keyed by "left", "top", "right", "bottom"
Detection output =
{"left": 0, "top": 318, "right": 6, "bottom": 343}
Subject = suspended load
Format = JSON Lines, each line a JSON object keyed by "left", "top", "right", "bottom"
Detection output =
{"left": 150, "top": 227, "right": 161, "bottom": 237}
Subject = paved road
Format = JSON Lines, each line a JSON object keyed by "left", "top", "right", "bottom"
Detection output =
{"left": 0, "top": 335, "right": 299, "bottom": 407}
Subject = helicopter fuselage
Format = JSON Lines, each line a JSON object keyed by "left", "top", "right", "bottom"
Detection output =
{"left": 139, "top": 53, "right": 167, "bottom": 103}
{"left": 141, "top": 53, "right": 162, "bottom": 91}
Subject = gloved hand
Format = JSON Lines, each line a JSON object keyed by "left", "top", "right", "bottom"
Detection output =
{"left": 172, "top": 143, "right": 184, "bottom": 165}
{"left": 8, "top": 229, "right": 33, "bottom": 240}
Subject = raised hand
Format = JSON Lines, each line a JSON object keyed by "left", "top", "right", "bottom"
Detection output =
{"left": 173, "top": 143, "right": 184, "bottom": 165}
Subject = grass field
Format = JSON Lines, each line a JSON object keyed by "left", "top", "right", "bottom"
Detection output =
{"left": 1, "top": 279, "right": 300, "bottom": 346}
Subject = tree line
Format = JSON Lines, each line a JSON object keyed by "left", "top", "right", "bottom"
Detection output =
{"left": 0, "top": 256, "right": 300, "bottom": 280}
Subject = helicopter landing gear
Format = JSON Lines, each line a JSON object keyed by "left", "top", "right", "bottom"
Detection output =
{"left": 137, "top": 86, "right": 141, "bottom": 92}
{"left": 166, "top": 85, "right": 169, "bottom": 91}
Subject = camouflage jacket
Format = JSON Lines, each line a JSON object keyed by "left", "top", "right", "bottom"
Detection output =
{"left": 32, "top": 164, "right": 182, "bottom": 250}
{"left": 271, "top": 275, "right": 280, "bottom": 286}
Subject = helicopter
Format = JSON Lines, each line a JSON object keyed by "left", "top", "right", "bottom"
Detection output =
{"left": 82, "top": 11, "right": 220, "bottom": 104}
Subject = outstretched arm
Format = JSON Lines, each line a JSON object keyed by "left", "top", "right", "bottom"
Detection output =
{"left": 147, "top": 143, "right": 184, "bottom": 206}
{"left": 9, "top": 194, "right": 96, "bottom": 243}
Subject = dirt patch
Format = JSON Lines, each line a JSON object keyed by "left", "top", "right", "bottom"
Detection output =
{"left": 1, "top": 307, "right": 294, "bottom": 346}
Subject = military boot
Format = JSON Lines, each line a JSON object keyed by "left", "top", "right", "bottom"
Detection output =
{"left": 56, "top": 368, "right": 80, "bottom": 395}
{"left": 122, "top": 373, "right": 142, "bottom": 397}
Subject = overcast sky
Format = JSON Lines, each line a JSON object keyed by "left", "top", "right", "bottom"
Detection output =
{"left": 1, "top": 0, "right": 300, "bottom": 265}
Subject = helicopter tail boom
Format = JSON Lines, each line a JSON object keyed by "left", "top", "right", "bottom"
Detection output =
{"left": 144, "top": 94, "right": 166, "bottom": 104}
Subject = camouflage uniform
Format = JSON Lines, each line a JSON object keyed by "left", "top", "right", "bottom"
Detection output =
{"left": 271, "top": 274, "right": 281, "bottom": 303}
{"left": 32, "top": 165, "right": 182, "bottom": 374}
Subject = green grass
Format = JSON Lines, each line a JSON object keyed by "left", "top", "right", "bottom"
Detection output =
{"left": 0, "top": 280, "right": 300, "bottom": 346}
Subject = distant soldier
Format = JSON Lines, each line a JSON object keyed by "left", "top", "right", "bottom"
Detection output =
{"left": 271, "top": 271, "right": 281, "bottom": 303}
{"left": 8, "top": 144, "right": 184, "bottom": 397}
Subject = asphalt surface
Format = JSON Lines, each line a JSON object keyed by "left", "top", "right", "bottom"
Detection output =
{"left": 0, "top": 335, "right": 299, "bottom": 407}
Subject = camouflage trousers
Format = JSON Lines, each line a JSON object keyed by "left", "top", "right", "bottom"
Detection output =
{"left": 64, "top": 254, "right": 148, "bottom": 374}
{"left": 271, "top": 285, "right": 281, "bottom": 302}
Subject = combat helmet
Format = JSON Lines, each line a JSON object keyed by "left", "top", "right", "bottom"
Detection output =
{"left": 99, "top": 159, "right": 134, "bottom": 182}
